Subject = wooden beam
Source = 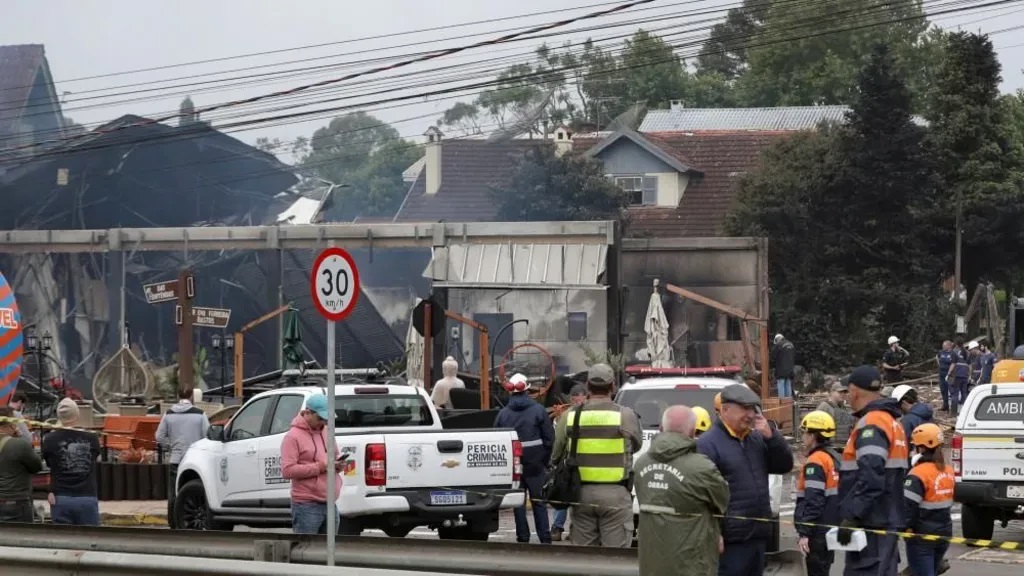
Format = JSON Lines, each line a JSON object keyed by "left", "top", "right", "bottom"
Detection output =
{"left": 664, "top": 283, "right": 765, "bottom": 326}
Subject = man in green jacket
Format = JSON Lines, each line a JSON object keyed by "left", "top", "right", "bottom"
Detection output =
{"left": 634, "top": 405, "right": 729, "bottom": 576}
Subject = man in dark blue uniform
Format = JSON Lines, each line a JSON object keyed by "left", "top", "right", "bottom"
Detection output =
{"left": 495, "top": 373, "right": 554, "bottom": 543}
{"left": 935, "top": 341, "right": 955, "bottom": 412}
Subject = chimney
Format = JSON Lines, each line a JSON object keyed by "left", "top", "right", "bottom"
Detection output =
{"left": 553, "top": 124, "right": 573, "bottom": 157}
{"left": 670, "top": 99, "right": 685, "bottom": 112}
{"left": 424, "top": 126, "right": 443, "bottom": 195}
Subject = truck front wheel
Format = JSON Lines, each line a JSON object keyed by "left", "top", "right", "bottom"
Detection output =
{"left": 961, "top": 505, "right": 995, "bottom": 541}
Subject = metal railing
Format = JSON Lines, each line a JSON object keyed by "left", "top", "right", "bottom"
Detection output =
{"left": 0, "top": 546, "right": 473, "bottom": 576}
{"left": 0, "top": 524, "right": 639, "bottom": 576}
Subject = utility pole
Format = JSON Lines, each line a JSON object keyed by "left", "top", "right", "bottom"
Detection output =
{"left": 953, "top": 195, "right": 965, "bottom": 334}
{"left": 176, "top": 269, "right": 195, "bottom": 396}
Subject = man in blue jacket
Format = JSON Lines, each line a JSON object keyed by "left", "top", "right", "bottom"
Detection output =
{"left": 697, "top": 384, "right": 795, "bottom": 576}
{"left": 495, "top": 373, "right": 555, "bottom": 543}
{"left": 890, "top": 384, "right": 933, "bottom": 449}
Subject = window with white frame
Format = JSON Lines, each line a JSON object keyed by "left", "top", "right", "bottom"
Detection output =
{"left": 615, "top": 176, "right": 657, "bottom": 206}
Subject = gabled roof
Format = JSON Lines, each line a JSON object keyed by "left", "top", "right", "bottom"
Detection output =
{"left": 640, "top": 105, "right": 927, "bottom": 132}
{"left": 582, "top": 129, "right": 695, "bottom": 173}
{"left": 639, "top": 106, "right": 852, "bottom": 132}
{"left": 576, "top": 131, "right": 787, "bottom": 237}
{"left": 0, "top": 44, "right": 49, "bottom": 140}
{"left": 393, "top": 139, "right": 545, "bottom": 222}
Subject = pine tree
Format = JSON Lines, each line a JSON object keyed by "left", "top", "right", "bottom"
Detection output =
{"left": 925, "top": 32, "right": 1024, "bottom": 288}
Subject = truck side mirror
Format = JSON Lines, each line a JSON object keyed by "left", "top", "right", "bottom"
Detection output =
{"left": 207, "top": 425, "right": 225, "bottom": 442}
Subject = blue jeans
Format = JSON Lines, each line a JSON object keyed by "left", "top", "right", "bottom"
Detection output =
{"left": 291, "top": 501, "right": 340, "bottom": 535}
{"left": 905, "top": 541, "right": 948, "bottom": 576}
{"left": 776, "top": 378, "right": 793, "bottom": 398}
{"left": 51, "top": 495, "right": 100, "bottom": 526}
{"left": 552, "top": 507, "right": 568, "bottom": 530}
{"left": 514, "top": 474, "right": 551, "bottom": 543}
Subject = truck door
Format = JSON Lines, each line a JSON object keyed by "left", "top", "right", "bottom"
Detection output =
{"left": 256, "top": 393, "right": 305, "bottom": 506}
{"left": 961, "top": 387, "right": 1024, "bottom": 490}
{"left": 220, "top": 395, "right": 274, "bottom": 507}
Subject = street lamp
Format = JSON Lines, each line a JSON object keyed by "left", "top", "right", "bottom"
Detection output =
{"left": 210, "top": 333, "right": 234, "bottom": 392}
{"left": 25, "top": 329, "right": 52, "bottom": 385}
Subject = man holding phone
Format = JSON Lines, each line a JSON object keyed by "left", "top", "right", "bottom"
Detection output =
{"left": 281, "top": 394, "right": 344, "bottom": 534}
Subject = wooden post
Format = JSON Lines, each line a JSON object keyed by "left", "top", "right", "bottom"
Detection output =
{"left": 760, "top": 325, "right": 770, "bottom": 403}
{"left": 233, "top": 332, "right": 244, "bottom": 398}
{"left": 480, "top": 331, "right": 490, "bottom": 410}
{"left": 423, "top": 303, "right": 432, "bottom": 392}
{"left": 177, "top": 269, "right": 195, "bottom": 396}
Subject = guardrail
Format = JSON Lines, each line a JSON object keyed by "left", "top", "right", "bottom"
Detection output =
{"left": 0, "top": 546, "right": 474, "bottom": 576}
{"left": 0, "top": 524, "right": 638, "bottom": 576}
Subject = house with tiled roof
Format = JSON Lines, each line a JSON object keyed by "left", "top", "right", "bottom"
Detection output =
{"left": 0, "top": 44, "right": 65, "bottom": 162}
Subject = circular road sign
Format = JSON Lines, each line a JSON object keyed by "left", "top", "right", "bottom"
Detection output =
{"left": 311, "top": 247, "right": 360, "bottom": 322}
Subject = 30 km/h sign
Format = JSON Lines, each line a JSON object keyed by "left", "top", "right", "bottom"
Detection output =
{"left": 311, "top": 247, "right": 360, "bottom": 322}
{"left": 310, "top": 246, "right": 360, "bottom": 567}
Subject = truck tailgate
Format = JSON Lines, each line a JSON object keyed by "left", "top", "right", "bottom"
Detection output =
{"left": 384, "top": 430, "right": 516, "bottom": 490}
{"left": 962, "top": 434, "right": 1024, "bottom": 492}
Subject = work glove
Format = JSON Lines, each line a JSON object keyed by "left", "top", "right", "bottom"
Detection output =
{"left": 836, "top": 519, "right": 858, "bottom": 546}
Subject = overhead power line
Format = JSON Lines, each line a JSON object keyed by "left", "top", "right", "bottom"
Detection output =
{"left": 2, "top": 0, "right": 661, "bottom": 156}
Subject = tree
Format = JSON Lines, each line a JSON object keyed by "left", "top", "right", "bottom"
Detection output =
{"left": 737, "top": 0, "right": 927, "bottom": 107}
{"left": 491, "top": 144, "right": 626, "bottom": 222}
{"left": 924, "top": 32, "right": 1024, "bottom": 289}
{"left": 293, "top": 112, "right": 420, "bottom": 220}
{"left": 728, "top": 43, "right": 945, "bottom": 369}
{"left": 697, "top": 0, "right": 771, "bottom": 79}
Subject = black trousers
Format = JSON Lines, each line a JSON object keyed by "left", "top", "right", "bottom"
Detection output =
{"left": 805, "top": 534, "right": 834, "bottom": 576}
{"left": 167, "top": 464, "right": 178, "bottom": 527}
{"left": 0, "top": 499, "right": 34, "bottom": 523}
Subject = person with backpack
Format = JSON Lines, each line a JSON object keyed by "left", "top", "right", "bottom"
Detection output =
{"left": 795, "top": 411, "right": 840, "bottom": 576}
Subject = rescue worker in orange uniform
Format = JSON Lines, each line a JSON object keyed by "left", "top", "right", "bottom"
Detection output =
{"left": 795, "top": 411, "right": 840, "bottom": 576}
{"left": 836, "top": 365, "right": 909, "bottom": 576}
{"left": 903, "top": 424, "right": 954, "bottom": 576}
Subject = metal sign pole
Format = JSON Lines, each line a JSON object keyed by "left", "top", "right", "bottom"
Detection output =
{"left": 325, "top": 318, "right": 337, "bottom": 567}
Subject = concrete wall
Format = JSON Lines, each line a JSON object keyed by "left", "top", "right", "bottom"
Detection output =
{"left": 445, "top": 287, "right": 608, "bottom": 374}
{"left": 620, "top": 237, "right": 768, "bottom": 367}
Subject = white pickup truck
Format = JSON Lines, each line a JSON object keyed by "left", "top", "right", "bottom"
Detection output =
{"left": 615, "top": 373, "right": 784, "bottom": 552}
{"left": 172, "top": 382, "right": 525, "bottom": 540}
{"left": 952, "top": 361, "right": 1024, "bottom": 540}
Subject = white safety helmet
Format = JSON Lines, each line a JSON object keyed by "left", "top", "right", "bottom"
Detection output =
{"left": 887, "top": 336, "right": 900, "bottom": 346}
{"left": 967, "top": 341, "right": 979, "bottom": 351}
{"left": 891, "top": 384, "right": 916, "bottom": 403}
{"left": 774, "top": 334, "right": 784, "bottom": 344}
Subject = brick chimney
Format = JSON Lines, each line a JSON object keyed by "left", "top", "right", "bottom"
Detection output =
{"left": 424, "top": 126, "right": 443, "bottom": 195}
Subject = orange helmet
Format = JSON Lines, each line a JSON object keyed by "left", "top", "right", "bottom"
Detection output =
{"left": 713, "top": 393, "right": 722, "bottom": 414}
{"left": 911, "top": 423, "right": 944, "bottom": 450}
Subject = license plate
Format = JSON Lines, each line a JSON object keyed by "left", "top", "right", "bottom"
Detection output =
{"left": 1007, "top": 485, "right": 1024, "bottom": 499}
{"left": 429, "top": 490, "right": 467, "bottom": 506}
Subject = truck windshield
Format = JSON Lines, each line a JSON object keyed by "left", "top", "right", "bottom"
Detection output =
{"left": 335, "top": 394, "right": 434, "bottom": 428}
{"left": 616, "top": 388, "right": 720, "bottom": 429}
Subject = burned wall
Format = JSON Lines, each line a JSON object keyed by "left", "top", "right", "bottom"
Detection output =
{"left": 620, "top": 237, "right": 768, "bottom": 367}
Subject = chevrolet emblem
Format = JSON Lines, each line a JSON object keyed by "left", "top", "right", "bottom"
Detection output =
{"left": 441, "top": 459, "right": 461, "bottom": 468}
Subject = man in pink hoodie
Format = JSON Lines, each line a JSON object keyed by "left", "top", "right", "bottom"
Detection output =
{"left": 281, "top": 393, "right": 342, "bottom": 534}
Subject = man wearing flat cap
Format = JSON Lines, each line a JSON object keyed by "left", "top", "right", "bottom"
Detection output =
{"left": 550, "top": 363, "right": 642, "bottom": 547}
{"left": 836, "top": 366, "right": 908, "bottom": 576}
{"left": 697, "top": 384, "right": 794, "bottom": 576}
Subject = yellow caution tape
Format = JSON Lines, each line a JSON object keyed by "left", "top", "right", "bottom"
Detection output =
{"left": 6, "top": 414, "right": 1021, "bottom": 550}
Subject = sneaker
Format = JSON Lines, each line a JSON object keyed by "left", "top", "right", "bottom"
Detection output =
{"left": 939, "top": 558, "right": 951, "bottom": 574}
{"left": 551, "top": 527, "right": 563, "bottom": 541}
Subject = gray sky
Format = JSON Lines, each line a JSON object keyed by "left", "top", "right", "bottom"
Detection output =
{"left": 7, "top": 0, "right": 1024, "bottom": 157}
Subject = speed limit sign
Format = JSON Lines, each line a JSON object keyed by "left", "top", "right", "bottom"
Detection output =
{"left": 311, "top": 247, "right": 360, "bottom": 322}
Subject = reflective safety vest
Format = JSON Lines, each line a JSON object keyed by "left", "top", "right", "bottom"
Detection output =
{"left": 841, "top": 410, "right": 909, "bottom": 473}
{"left": 839, "top": 407, "right": 909, "bottom": 529}
{"left": 569, "top": 408, "right": 627, "bottom": 483}
{"left": 904, "top": 460, "right": 955, "bottom": 537}
{"left": 795, "top": 447, "right": 840, "bottom": 537}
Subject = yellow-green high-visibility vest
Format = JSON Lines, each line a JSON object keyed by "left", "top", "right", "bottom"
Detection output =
{"left": 570, "top": 408, "right": 627, "bottom": 483}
